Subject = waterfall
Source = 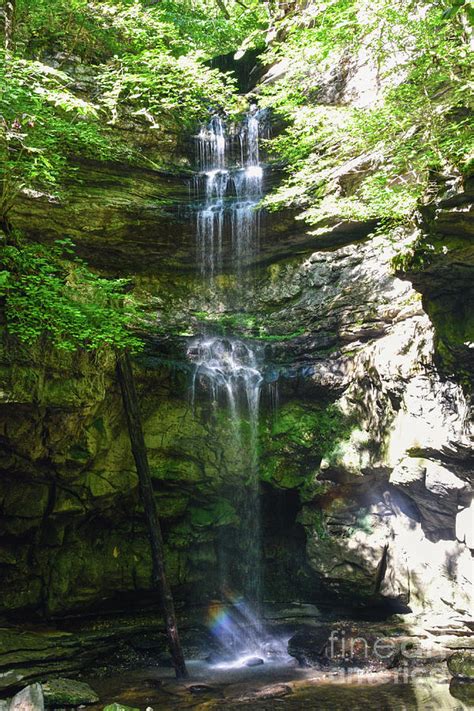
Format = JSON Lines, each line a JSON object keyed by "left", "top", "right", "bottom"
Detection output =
{"left": 244, "top": 109, "right": 261, "bottom": 167}
{"left": 193, "top": 109, "right": 265, "bottom": 282}
{"left": 188, "top": 108, "right": 277, "bottom": 662}
{"left": 187, "top": 336, "right": 264, "bottom": 656}
{"left": 196, "top": 115, "right": 226, "bottom": 171}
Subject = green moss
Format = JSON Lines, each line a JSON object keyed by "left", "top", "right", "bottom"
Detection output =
{"left": 91, "top": 417, "right": 106, "bottom": 435}
{"left": 427, "top": 297, "right": 474, "bottom": 347}
{"left": 298, "top": 508, "right": 328, "bottom": 539}
{"left": 189, "top": 500, "right": 239, "bottom": 528}
{"left": 349, "top": 509, "right": 374, "bottom": 535}
{"left": 42, "top": 678, "right": 99, "bottom": 706}
{"left": 187, "top": 310, "right": 306, "bottom": 342}
{"left": 0, "top": 480, "right": 50, "bottom": 534}
{"left": 85, "top": 469, "right": 136, "bottom": 499}
{"left": 257, "top": 328, "right": 306, "bottom": 342}
{"left": 167, "top": 521, "right": 214, "bottom": 549}
{"left": 448, "top": 652, "right": 474, "bottom": 680}
{"left": 68, "top": 444, "right": 90, "bottom": 462}
{"left": 260, "top": 402, "right": 354, "bottom": 490}
{"left": 155, "top": 492, "right": 189, "bottom": 518}
{"left": 149, "top": 458, "right": 203, "bottom": 482}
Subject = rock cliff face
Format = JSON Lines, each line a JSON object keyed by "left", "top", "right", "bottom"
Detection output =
{"left": 398, "top": 175, "right": 474, "bottom": 381}
{"left": 0, "top": 51, "right": 472, "bottom": 628}
{"left": 1, "top": 217, "right": 472, "bottom": 621}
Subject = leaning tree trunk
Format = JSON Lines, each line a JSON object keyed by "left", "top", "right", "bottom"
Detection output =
{"left": 116, "top": 350, "right": 188, "bottom": 679}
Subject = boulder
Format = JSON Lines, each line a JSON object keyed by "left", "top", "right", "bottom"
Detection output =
{"left": 240, "top": 684, "right": 292, "bottom": 701}
{"left": 9, "top": 684, "right": 44, "bottom": 711}
{"left": 42, "top": 677, "right": 99, "bottom": 706}
{"left": 287, "top": 624, "right": 407, "bottom": 669}
{"left": 103, "top": 705, "right": 139, "bottom": 711}
{"left": 390, "top": 457, "right": 467, "bottom": 537}
{"left": 447, "top": 652, "right": 474, "bottom": 680}
{"left": 188, "top": 684, "right": 217, "bottom": 694}
{"left": 287, "top": 626, "right": 332, "bottom": 666}
{"left": 449, "top": 679, "right": 474, "bottom": 706}
{"left": 245, "top": 657, "right": 264, "bottom": 667}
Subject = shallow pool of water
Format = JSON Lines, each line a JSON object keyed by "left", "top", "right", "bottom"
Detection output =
{"left": 86, "top": 660, "right": 473, "bottom": 710}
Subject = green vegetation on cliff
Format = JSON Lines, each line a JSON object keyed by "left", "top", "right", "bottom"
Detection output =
{"left": 260, "top": 0, "right": 473, "bottom": 227}
{"left": 1, "top": 1, "right": 256, "bottom": 221}
{"left": 0, "top": 237, "right": 142, "bottom": 351}
{"left": 3, "top": 0, "right": 471, "bottom": 352}
{"left": 0, "top": 0, "right": 472, "bottom": 631}
{"left": 15, "top": 0, "right": 267, "bottom": 61}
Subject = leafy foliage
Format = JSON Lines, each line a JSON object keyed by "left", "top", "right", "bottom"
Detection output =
{"left": 1, "top": 0, "right": 266, "bottom": 354}
{"left": 260, "top": 0, "right": 474, "bottom": 227}
{"left": 0, "top": 238, "right": 143, "bottom": 352}
{"left": 0, "top": 52, "right": 137, "bottom": 220}
{"left": 4, "top": 0, "right": 471, "bottom": 355}
{"left": 2, "top": 1, "right": 261, "bottom": 217}
{"left": 15, "top": 0, "right": 266, "bottom": 62}
{"left": 98, "top": 51, "right": 242, "bottom": 130}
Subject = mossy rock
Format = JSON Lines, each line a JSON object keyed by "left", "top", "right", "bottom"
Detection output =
{"left": 449, "top": 679, "right": 474, "bottom": 706}
{"left": 189, "top": 500, "right": 238, "bottom": 528}
{"left": 167, "top": 519, "right": 216, "bottom": 547}
{"left": 155, "top": 492, "right": 189, "bottom": 518}
{"left": 260, "top": 402, "right": 354, "bottom": 489}
{"left": 448, "top": 652, "right": 474, "bottom": 680}
{"left": 42, "top": 677, "right": 99, "bottom": 705}
{"left": 103, "top": 704, "right": 139, "bottom": 711}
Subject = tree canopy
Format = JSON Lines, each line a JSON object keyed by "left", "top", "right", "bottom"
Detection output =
{"left": 259, "top": 0, "right": 473, "bottom": 226}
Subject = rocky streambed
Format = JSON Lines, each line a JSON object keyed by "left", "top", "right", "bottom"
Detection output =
{"left": 1, "top": 605, "right": 474, "bottom": 709}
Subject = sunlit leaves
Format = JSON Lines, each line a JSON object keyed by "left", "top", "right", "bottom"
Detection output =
{"left": 0, "top": 239, "right": 143, "bottom": 352}
{"left": 98, "top": 50, "right": 242, "bottom": 129}
{"left": 15, "top": 0, "right": 267, "bottom": 61}
{"left": 260, "top": 0, "right": 474, "bottom": 226}
{"left": 0, "top": 51, "right": 138, "bottom": 220}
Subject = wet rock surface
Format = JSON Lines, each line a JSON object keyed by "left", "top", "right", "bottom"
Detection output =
{"left": 188, "top": 684, "right": 218, "bottom": 694}
{"left": 41, "top": 677, "right": 99, "bottom": 706}
{"left": 8, "top": 684, "right": 44, "bottom": 711}
{"left": 287, "top": 622, "right": 427, "bottom": 671}
{"left": 245, "top": 657, "right": 264, "bottom": 667}
{"left": 0, "top": 228, "right": 472, "bottom": 619}
{"left": 0, "top": 43, "right": 472, "bottom": 695}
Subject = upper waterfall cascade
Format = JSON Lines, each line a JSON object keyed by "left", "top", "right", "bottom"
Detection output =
{"left": 193, "top": 109, "right": 267, "bottom": 282}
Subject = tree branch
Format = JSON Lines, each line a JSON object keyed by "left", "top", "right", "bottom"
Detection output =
{"left": 215, "top": 0, "right": 231, "bottom": 19}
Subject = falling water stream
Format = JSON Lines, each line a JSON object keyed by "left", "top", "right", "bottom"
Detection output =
{"left": 193, "top": 109, "right": 264, "bottom": 282}
{"left": 187, "top": 109, "right": 278, "bottom": 664}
